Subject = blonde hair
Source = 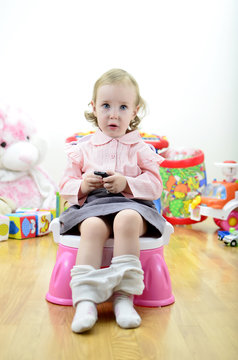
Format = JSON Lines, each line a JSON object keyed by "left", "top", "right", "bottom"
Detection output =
{"left": 84, "top": 68, "right": 147, "bottom": 130}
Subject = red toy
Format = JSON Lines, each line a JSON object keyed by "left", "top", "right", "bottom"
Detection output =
{"left": 190, "top": 161, "right": 238, "bottom": 230}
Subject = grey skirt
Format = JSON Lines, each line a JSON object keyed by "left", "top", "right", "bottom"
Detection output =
{"left": 60, "top": 188, "right": 166, "bottom": 237}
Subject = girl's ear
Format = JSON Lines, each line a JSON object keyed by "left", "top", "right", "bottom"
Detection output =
{"left": 91, "top": 101, "right": 97, "bottom": 116}
{"left": 133, "top": 105, "right": 140, "bottom": 118}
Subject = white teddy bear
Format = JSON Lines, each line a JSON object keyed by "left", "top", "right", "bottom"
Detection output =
{"left": 0, "top": 104, "right": 57, "bottom": 214}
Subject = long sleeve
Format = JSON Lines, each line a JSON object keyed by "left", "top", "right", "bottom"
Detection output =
{"left": 59, "top": 144, "right": 86, "bottom": 205}
{"left": 59, "top": 130, "right": 165, "bottom": 204}
{"left": 123, "top": 145, "right": 164, "bottom": 200}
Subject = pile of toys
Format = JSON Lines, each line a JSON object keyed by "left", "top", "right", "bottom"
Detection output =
{"left": 0, "top": 103, "right": 58, "bottom": 242}
{"left": 0, "top": 190, "right": 69, "bottom": 242}
{"left": 0, "top": 208, "right": 56, "bottom": 241}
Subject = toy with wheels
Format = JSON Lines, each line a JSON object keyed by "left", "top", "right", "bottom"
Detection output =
{"left": 190, "top": 161, "right": 238, "bottom": 230}
{"left": 218, "top": 228, "right": 238, "bottom": 247}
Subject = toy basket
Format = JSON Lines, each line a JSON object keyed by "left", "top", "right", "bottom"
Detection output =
{"left": 160, "top": 148, "right": 207, "bottom": 225}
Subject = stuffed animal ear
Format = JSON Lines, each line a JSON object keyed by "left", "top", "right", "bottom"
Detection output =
{"left": 0, "top": 110, "right": 5, "bottom": 130}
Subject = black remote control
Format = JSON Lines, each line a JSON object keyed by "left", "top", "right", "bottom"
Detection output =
{"left": 94, "top": 171, "right": 109, "bottom": 178}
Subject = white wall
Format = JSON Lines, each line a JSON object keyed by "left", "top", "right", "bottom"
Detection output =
{"left": 0, "top": 0, "right": 237, "bottom": 184}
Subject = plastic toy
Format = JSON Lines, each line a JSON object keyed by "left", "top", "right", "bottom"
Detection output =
{"left": 159, "top": 148, "right": 207, "bottom": 224}
{"left": 56, "top": 192, "right": 69, "bottom": 217}
{"left": 190, "top": 161, "right": 238, "bottom": 230}
{"left": 46, "top": 218, "right": 175, "bottom": 307}
{"left": 218, "top": 230, "right": 230, "bottom": 241}
{"left": 0, "top": 214, "right": 9, "bottom": 241}
{"left": 0, "top": 104, "right": 57, "bottom": 210}
{"left": 139, "top": 132, "right": 169, "bottom": 152}
{"left": 222, "top": 230, "right": 238, "bottom": 247}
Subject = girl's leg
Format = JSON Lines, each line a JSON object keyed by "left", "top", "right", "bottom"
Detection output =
{"left": 71, "top": 216, "right": 111, "bottom": 333}
{"left": 77, "top": 216, "right": 111, "bottom": 268}
{"left": 113, "top": 209, "right": 147, "bottom": 257}
{"left": 112, "top": 210, "right": 147, "bottom": 329}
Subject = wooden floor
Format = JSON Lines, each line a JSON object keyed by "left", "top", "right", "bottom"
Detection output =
{"left": 0, "top": 218, "right": 237, "bottom": 360}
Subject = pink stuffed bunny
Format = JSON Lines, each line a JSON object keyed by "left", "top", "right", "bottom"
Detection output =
{"left": 0, "top": 105, "right": 57, "bottom": 211}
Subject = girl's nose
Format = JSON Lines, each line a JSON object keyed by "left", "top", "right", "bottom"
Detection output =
{"left": 109, "top": 108, "right": 119, "bottom": 119}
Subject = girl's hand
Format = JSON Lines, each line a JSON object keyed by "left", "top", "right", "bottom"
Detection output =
{"left": 103, "top": 171, "right": 129, "bottom": 194}
{"left": 80, "top": 172, "right": 104, "bottom": 195}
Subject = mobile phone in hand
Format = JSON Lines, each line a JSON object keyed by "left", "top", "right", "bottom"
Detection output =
{"left": 94, "top": 171, "right": 109, "bottom": 178}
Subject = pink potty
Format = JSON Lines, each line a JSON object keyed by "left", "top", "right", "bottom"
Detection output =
{"left": 46, "top": 218, "right": 175, "bottom": 307}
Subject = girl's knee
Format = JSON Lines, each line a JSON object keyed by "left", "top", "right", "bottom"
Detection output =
{"left": 79, "top": 217, "right": 111, "bottom": 239}
{"left": 114, "top": 210, "right": 142, "bottom": 231}
{"left": 115, "top": 209, "right": 141, "bottom": 222}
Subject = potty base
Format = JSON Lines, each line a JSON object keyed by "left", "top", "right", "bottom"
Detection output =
{"left": 46, "top": 244, "right": 175, "bottom": 307}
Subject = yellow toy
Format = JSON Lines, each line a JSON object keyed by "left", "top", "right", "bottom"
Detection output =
{"left": 0, "top": 215, "right": 9, "bottom": 241}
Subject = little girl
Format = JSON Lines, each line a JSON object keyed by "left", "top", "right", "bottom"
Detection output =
{"left": 59, "top": 68, "right": 166, "bottom": 333}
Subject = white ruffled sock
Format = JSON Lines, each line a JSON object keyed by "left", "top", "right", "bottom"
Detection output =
{"left": 71, "top": 300, "right": 98, "bottom": 333}
{"left": 113, "top": 292, "right": 141, "bottom": 329}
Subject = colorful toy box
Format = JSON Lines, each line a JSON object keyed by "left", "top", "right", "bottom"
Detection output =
{"left": 7, "top": 211, "right": 52, "bottom": 239}
{"left": 34, "top": 211, "right": 52, "bottom": 236}
{"left": 8, "top": 213, "right": 37, "bottom": 239}
{"left": 0, "top": 215, "right": 10, "bottom": 241}
{"left": 160, "top": 148, "right": 207, "bottom": 224}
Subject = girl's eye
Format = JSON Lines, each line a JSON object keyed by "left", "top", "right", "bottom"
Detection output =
{"left": 103, "top": 103, "right": 110, "bottom": 109}
{"left": 120, "top": 105, "right": 127, "bottom": 110}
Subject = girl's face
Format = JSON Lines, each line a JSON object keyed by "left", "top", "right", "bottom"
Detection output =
{"left": 92, "top": 82, "right": 139, "bottom": 138}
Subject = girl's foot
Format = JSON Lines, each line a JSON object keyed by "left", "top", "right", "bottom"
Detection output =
{"left": 113, "top": 292, "right": 141, "bottom": 329}
{"left": 71, "top": 301, "right": 98, "bottom": 333}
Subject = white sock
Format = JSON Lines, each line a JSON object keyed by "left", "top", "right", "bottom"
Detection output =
{"left": 113, "top": 293, "right": 141, "bottom": 329}
{"left": 71, "top": 301, "right": 98, "bottom": 333}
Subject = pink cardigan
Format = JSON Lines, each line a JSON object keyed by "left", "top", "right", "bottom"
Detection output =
{"left": 59, "top": 129, "right": 164, "bottom": 205}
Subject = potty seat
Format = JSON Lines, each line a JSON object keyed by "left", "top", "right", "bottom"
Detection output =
{"left": 46, "top": 218, "right": 175, "bottom": 307}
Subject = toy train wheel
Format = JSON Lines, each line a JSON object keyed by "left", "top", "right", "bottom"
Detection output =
{"left": 230, "top": 240, "right": 237, "bottom": 247}
{"left": 219, "top": 210, "right": 238, "bottom": 231}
